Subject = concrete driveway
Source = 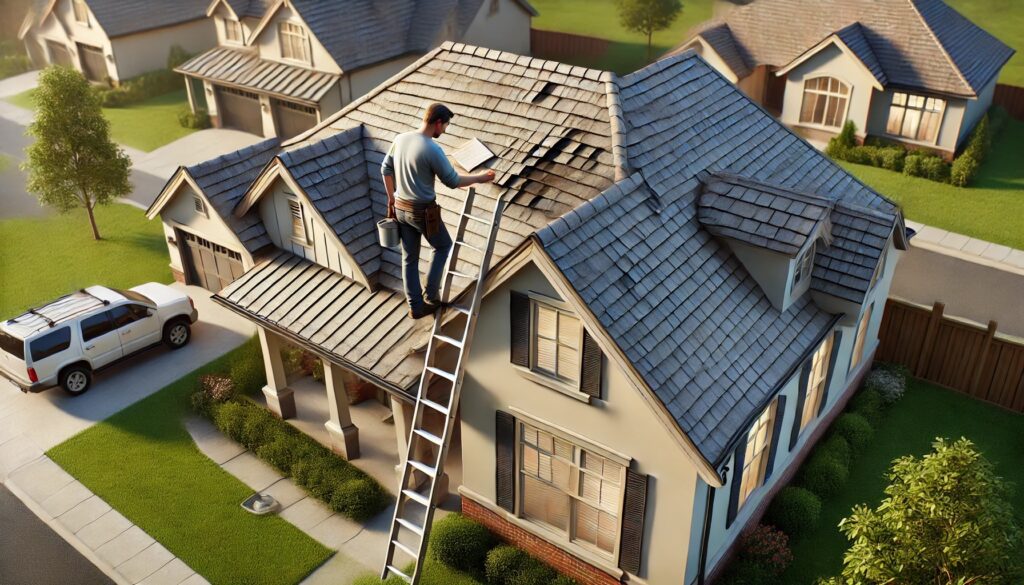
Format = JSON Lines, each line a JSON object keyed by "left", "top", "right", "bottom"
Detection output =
{"left": 0, "top": 284, "right": 255, "bottom": 480}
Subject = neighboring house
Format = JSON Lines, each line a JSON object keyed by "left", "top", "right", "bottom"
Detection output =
{"left": 675, "top": 0, "right": 1014, "bottom": 159}
{"left": 174, "top": 0, "right": 537, "bottom": 140}
{"left": 18, "top": 0, "right": 215, "bottom": 84}
{"left": 147, "top": 42, "right": 908, "bottom": 585}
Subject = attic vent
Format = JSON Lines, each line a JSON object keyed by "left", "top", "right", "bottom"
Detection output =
{"left": 453, "top": 138, "right": 495, "bottom": 171}
{"left": 193, "top": 195, "right": 206, "bottom": 216}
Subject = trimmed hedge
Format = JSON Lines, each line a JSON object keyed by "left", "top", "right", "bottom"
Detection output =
{"left": 430, "top": 513, "right": 497, "bottom": 577}
{"left": 831, "top": 413, "right": 874, "bottom": 455}
{"left": 229, "top": 336, "right": 266, "bottom": 396}
{"left": 95, "top": 46, "right": 192, "bottom": 108}
{"left": 816, "top": 435, "right": 851, "bottom": 468}
{"left": 721, "top": 559, "right": 773, "bottom": 585}
{"left": 178, "top": 107, "right": 210, "bottom": 129}
{"left": 799, "top": 450, "right": 849, "bottom": 499}
{"left": 485, "top": 545, "right": 556, "bottom": 585}
{"left": 765, "top": 487, "right": 821, "bottom": 538}
{"left": 847, "top": 387, "right": 884, "bottom": 424}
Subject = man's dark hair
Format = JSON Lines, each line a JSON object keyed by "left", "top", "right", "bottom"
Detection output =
{"left": 423, "top": 103, "right": 455, "bottom": 125}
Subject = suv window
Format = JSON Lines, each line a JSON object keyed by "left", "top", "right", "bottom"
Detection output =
{"left": 0, "top": 330, "right": 25, "bottom": 360}
{"left": 109, "top": 304, "right": 150, "bottom": 328}
{"left": 30, "top": 327, "right": 71, "bottom": 361}
{"left": 81, "top": 312, "right": 114, "bottom": 342}
{"left": 128, "top": 304, "right": 151, "bottom": 320}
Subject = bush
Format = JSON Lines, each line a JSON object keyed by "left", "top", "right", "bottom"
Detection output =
{"left": 903, "top": 153, "right": 951, "bottom": 183}
{"left": 847, "top": 387, "right": 884, "bottom": 424}
{"left": 816, "top": 435, "right": 851, "bottom": 468}
{"left": 178, "top": 107, "right": 210, "bottom": 129}
{"left": 738, "top": 524, "right": 793, "bottom": 575}
{"left": 240, "top": 410, "right": 276, "bottom": 450}
{"left": 765, "top": 487, "right": 822, "bottom": 538}
{"left": 430, "top": 513, "right": 496, "bottom": 575}
{"left": 255, "top": 433, "right": 312, "bottom": 473}
{"left": 486, "top": 545, "right": 555, "bottom": 585}
{"left": 826, "top": 121, "right": 858, "bottom": 158}
{"left": 198, "top": 373, "right": 235, "bottom": 402}
{"left": 167, "top": 45, "right": 192, "bottom": 69}
{"left": 312, "top": 359, "right": 325, "bottom": 382}
{"left": 721, "top": 559, "right": 773, "bottom": 585}
{"left": 330, "top": 477, "right": 389, "bottom": 522}
{"left": 826, "top": 121, "right": 906, "bottom": 172}
{"left": 211, "top": 400, "right": 248, "bottom": 442}
{"left": 800, "top": 450, "right": 850, "bottom": 499}
{"left": 951, "top": 114, "right": 990, "bottom": 187}
{"left": 831, "top": 413, "right": 874, "bottom": 455}
{"left": 96, "top": 68, "right": 181, "bottom": 107}
{"left": 190, "top": 389, "right": 213, "bottom": 416}
{"left": 351, "top": 573, "right": 407, "bottom": 585}
{"left": 864, "top": 368, "right": 906, "bottom": 405}
{"left": 229, "top": 337, "right": 266, "bottom": 396}
{"left": 550, "top": 576, "right": 579, "bottom": 585}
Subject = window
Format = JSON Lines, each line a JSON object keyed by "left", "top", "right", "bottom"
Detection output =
{"left": 887, "top": 92, "right": 945, "bottom": 143}
{"left": 279, "top": 22, "right": 309, "bottom": 63}
{"left": 288, "top": 199, "right": 309, "bottom": 245}
{"left": 799, "top": 77, "right": 850, "bottom": 128}
{"left": 73, "top": 0, "right": 89, "bottom": 24}
{"left": 793, "top": 242, "right": 816, "bottom": 288}
{"left": 81, "top": 312, "right": 114, "bottom": 342}
{"left": 532, "top": 300, "right": 581, "bottom": 385}
{"left": 0, "top": 331, "right": 25, "bottom": 360}
{"left": 737, "top": 400, "right": 778, "bottom": 510}
{"left": 519, "top": 421, "right": 624, "bottom": 556}
{"left": 800, "top": 334, "right": 834, "bottom": 431}
{"left": 850, "top": 305, "right": 873, "bottom": 372}
{"left": 29, "top": 327, "right": 71, "bottom": 361}
{"left": 224, "top": 18, "right": 243, "bottom": 43}
{"left": 193, "top": 194, "right": 207, "bottom": 216}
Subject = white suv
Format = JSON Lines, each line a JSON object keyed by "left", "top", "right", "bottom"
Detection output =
{"left": 0, "top": 284, "right": 198, "bottom": 396}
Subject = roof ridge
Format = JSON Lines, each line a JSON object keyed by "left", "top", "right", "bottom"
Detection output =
{"left": 602, "top": 73, "right": 630, "bottom": 182}
{"left": 707, "top": 172, "right": 835, "bottom": 207}
{"left": 445, "top": 41, "right": 610, "bottom": 81}
{"left": 905, "top": 0, "right": 975, "bottom": 96}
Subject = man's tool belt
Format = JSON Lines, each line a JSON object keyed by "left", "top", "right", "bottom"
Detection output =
{"left": 394, "top": 198, "right": 441, "bottom": 237}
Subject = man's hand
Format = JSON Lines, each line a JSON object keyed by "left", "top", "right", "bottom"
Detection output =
{"left": 477, "top": 170, "right": 496, "bottom": 184}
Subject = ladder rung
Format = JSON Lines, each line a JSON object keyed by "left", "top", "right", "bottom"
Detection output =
{"left": 456, "top": 239, "right": 483, "bottom": 252}
{"left": 396, "top": 517, "right": 424, "bottom": 536}
{"left": 463, "top": 213, "right": 489, "bottom": 224}
{"left": 385, "top": 564, "right": 412, "bottom": 582}
{"left": 414, "top": 427, "right": 444, "bottom": 446}
{"left": 420, "top": 397, "right": 450, "bottom": 415}
{"left": 408, "top": 459, "right": 437, "bottom": 478}
{"left": 447, "top": 270, "right": 476, "bottom": 280}
{"left": 426, "top": 366, "right": 456, "bottom": 382}
{"left": 391, "top": 539, "right": 419, "bottom": 559}
{"left": 448, "top": 303, "right": 471, "bottom": 316}
{"left": 402, "top": 488, "right": 430, "bottom": 507}
{"left": 434, "top": 333, "right": 463, "bottom": 348}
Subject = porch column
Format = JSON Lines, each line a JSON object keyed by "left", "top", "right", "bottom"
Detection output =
{"left": 390, "top": 395, "right": 413, "bottom": 474}
{"left": 258, "top": 327, "right": 295, "bottom": 419}
{"left": 323, "top": 360, "right": 360, "bottom": 460}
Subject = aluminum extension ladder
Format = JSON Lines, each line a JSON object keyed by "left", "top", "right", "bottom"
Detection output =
{"left": 381, "top": 187, "right": 505, "bottom": 584}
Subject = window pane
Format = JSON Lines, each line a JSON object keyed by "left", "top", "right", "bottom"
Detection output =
{"left": 522, "top": 424, "right": 537, "bottom": 446}
{"left": 597, "top": 510, "right": 617, "bottom": 553}
{"left": 30, "top": 327, "right": 71, "bottom": 361}
{"left": 580, "top": 471, "right": 601, "bottom": 502}
{"left": 538, "top": 452, "right": 553, "bottom": 481}
{"left": 558, "top": 314, "right": 579, "bottom": 346}
{"left": 536, "top": 338, "right": 556, "bottom": 373}
{"left": 599, "top": 480, "right": 620, "bottom": 511}
{"left": 812, "top": 93, "right": 827, "bottom": 124}
{"left": 523, "top": 475, "right": 569, "bottom": 531}
{"left": 558, "top": 347, "right": 578, "bottom": 382}
{"left": 901, "top": 108, "right": 922, "bottom": 139}
{"left": 887, "top": 106, "right": 905, "bottom": 135}
{"left": 800, "top": 91, "right": 816, "bottom": 123}
{"left": 575, "top": 501, "right": 601, "bottom": 547}
{"left": 537, "top": 430, "right": 553, "bottom": 453}
{"left": 582, "top": 451, "right": 603, "bottom": 473}
{"left": 536, "top": 305, "right": 557, "bottom": 339}
{"left": 893, "top": 92, "right": 907, "bottom": 106}
{"left": 554, "top": 438, "right": 573, "bottom": 460}
{"left": 552, "top": 457, "right": 572, "bottom": 490}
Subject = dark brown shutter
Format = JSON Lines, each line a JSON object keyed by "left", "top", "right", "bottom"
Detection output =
{"left": 495, "top": 410, "right": 516, "bottom": 512}
{"left": 789, "top": 359, "right": 812, "bottom": 450}
{"left": 618, "top": 467, "right": 648, "bottom": 575}
{"left": 580, "top": 329, "right": 602, "bottom": 399}
{"left": 763, "top": 396, "right": 787, "bottom": 481}
{"left": 818, "top": 330, "right": 844, "bottom": 416}
{"left": 510, "top": 291, "right": 530, "bottom": 367}
{"left": 726, "top": 440, "right": 745, "bottom": 528}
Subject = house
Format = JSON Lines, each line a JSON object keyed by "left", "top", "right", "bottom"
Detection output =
{"left": 174, "top": 0, "right": 537, "bottom": 140}
{"left": 18, "top": 0, "right": 216, "bottom": 84}
{"left": 147, "top": 42, "right": 908, "bottom": 584}
{"left": 674, "top": 0, "right": 1014, "bottom": 159}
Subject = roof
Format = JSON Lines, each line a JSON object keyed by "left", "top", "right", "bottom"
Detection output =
{"left": 70, "top": 0, "right": 209, "bottom": 38}
{"left": 206, "top": 43, "right": 900, "bottom": 472}
{"left": 685, "top": 0, "right": 1014, "bottom": 97}
{"left": 834, "top": 23, "right": 887, "bottom": 86}
{"left": 692, "top": 23, "right": 751, "bottom": 80}
{"left": 811, "top": 203, "right": 895, "bottom": 303}
{"left": 175, "top": 47, "right": 341, "bottom": 104}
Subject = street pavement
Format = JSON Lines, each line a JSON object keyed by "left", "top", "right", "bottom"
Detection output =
{"left": 0, "top": 483, "right": 112, "bottom": 585}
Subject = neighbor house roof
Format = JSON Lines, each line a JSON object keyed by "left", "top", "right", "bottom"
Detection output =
{"left": 684, "top": 0, "right": 1014, "bottom": 97}
{"left": 691, "top": 23, "right": 751, "bottom": 80}
{"left": 39, "top": 0, "right": 211, "bottom": 38}
{"left": 175, "top": 47, "right": 341, "bottom": 104}
{"left": 207, "top": 43, "right": 900, "bottom": 473}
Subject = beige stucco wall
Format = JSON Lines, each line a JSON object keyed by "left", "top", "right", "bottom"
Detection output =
{"left": 865, "top": 89, "right": 966, "bottom": 155}
{"left": 459, "top": 260, "right": 701, "bottom": 585}
{"left": 158, "top": 179, "right": 252, "bottom": 274}
{"left": 957, "top": 77, "right": 997, "bottom": 149}
{"left": 110, "top": 18, "right": 215, "bottom": 80}
{"left": 460, "top": 0, "right": 533, "bottom": 56}
{"left": 781, "top": 43, "right": 877, "bottom": 139}
{"left": 726, "top": 240, "right": 791, "bottom": 309}
{"left": 46, "top": 0, "right": 115, "bottom": 80}
{"left": 344, "top": 55, "right": 420, "bottom": 105}
{"left": 28, "top": 9, "right": 72, "bottom": 65}
{"left": 684, "top": 39, "right": 738, "bottom": 84}
{"left": 253, "top": 5, "right": 341, "bottom": 74}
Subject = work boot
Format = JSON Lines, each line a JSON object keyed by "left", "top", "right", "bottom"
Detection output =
{"left": 410, "top": 303, "right": 440, "bottom": 320}
{"left": 423, "top": 295, "right": 443, "bottom": 309}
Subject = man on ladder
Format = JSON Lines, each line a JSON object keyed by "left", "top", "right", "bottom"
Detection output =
{"left": 381, "top": 103, "right": 495, "bottom": 319}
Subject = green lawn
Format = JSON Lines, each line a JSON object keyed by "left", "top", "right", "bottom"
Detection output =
{"left": 530, "top": 0, "right": 714, "bottom": 73}
{"left": 783, "top": 379, "right": 1024, "bottom": 584}
{"left": 839, "top": 118, "right": 1024, "bottom": 250}
{"left": 0, "top": 203, "right": 171, "bottom": 318}
{"left": 48, "top": 346, "right": 334, "bottom": 585}
{"left": 4, "top": 88, "right": 195, "bottom": 152}
{"left": 947, "top": 0, "right": 1024, "bottom": 86}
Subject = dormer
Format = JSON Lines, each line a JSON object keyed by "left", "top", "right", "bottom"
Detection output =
{"left": 698, "top": 173, "right": 833, "bottom": 312}
{"left": 207, "top": 0, "right": 247, "bottom": 46}
{"left": 245, "top": 1, "right": 341, "bottom": 74}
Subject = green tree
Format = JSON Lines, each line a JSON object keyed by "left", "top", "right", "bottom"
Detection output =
{"left": 23, "top": 65, "right": 131, "bottom": 240}
{"left": 823, "top": 438, "right": 1023, "bottom": 585}
{"left": 614, "top": 0, "right": 682, "bottom": 63}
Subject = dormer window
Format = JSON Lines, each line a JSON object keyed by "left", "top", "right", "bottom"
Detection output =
{"left": 73, "top": 0, "right": 89, "bottom": 24}
{"left": 793, "top": 241, "right": 816, "bottom": 288}
{"left": 224, "top": 18, "right": 243, "bottom": 44}
{"left": 279, "top": 22, "right": 309, "bottom": 63}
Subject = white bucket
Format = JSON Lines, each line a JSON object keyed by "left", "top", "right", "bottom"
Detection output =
{"left": 377, "top": 218, "right": 400, "bottom": 249}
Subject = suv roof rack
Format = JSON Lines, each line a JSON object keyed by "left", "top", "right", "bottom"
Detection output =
{"left": 26, "top": 308, "right": 56, "bottom": 328}
{"left": 79, "top": 288, "right": 111, "bottom": 306}
{"left": 5, "top": 289, "right": 111, "bottom": 333}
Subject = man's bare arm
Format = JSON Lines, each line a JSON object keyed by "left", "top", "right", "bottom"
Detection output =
{"left": 383, "top": 174, "right": 396, "bottom": 216}
{"left": 455, "top": 170, "right": 496, "bottom": 188}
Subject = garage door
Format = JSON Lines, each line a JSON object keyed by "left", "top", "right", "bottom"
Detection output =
{"left": 217, "top": 86, "right": 263, "bottom": 136}
{"left": 179, "top": 230, "right": 244, "bottom": 292}
{"left": 46, "top": 40, "right": 72, "bottom": 68}
{"left": 273, "top": 99, "right": 318, "bottom": 140}
{"left": 77, "top": 43, "right": 106, "bottom": 82}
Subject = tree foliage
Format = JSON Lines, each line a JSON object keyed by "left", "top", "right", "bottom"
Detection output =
{"left": 23, "top": 66, "right": 131, "bottom": 240}
{"left": 824, "top": 438, "right": 1023, "bottom": 585}
{"left": 614, "top": 0, "right": 682, "bottom": 62}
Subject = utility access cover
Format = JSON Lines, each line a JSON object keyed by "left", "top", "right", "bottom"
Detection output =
{"left": 452, "top": 138, "right": 495, "bottom": 171}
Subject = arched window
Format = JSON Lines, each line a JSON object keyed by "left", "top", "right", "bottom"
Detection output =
{"left": 799, "top": 77, "right": 850, "bottom": 128}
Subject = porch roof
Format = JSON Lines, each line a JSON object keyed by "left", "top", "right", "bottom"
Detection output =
{"left": 176, "top": 47, "right": 340, "bottom": 105}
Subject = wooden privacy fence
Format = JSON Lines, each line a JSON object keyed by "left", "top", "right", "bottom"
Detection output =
{"left": 530, "top": 29, "right": 609, "bottom": 61}
{"left": 994, "top": 84, "right": 1024, "bottom": 121}
{"left": 876, "top": 298, "right": 1024, "bottom": 412}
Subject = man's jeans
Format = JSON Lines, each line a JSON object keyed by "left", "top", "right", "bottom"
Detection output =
{"left": 395, "top": 208, "right": 452, "bottom": 311}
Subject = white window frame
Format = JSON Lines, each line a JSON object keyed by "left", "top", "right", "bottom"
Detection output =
{"left": 193, "top": 194, "right": 207, "bottom": 217}
{"left": 223, "top": 18, "right": 243, "bottom": 44}
{"left": 793, "top": 241, "right": 816, "bottom": 289}
{"left": 520, "top": 295, "right": 586, "bottom": 399}
{"left": 886, "top": 92, "right": 946, "bottom": 145}
{"left": 800, "top": 333, "right": 834, "bottom": 432}
{"left": 279, "top": 22, "right": 310, "bottom": 64}
{"left": 798, "top": 76, "right": 851, "bottom": 129}
{"left": 515, "top": 416, "right": 627, "bottom": 561}
{"left": 850, "top": 304, "right": 873, "bottom": 373}
{"left": 72, "top": 0, "right": 89, "bottom": 25}
{"left": 737, "top": 399, "right": 778, "bottom": 511}
{"left": 288, "top": 198, "right": 310, "bottom": 246}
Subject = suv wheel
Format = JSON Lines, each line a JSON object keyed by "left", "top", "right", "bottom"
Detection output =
{"left": 60, "top": 365, "right": 92, "bottom": 396}
{"left": 163, "top": 319, "right": 191, "bottom": 349}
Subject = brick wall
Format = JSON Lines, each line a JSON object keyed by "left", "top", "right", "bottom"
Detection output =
{"left": 462, "top": 498, "right": 622, "bottom": 585}
{"left": 171, "top": 268, "right": 186, "bottom": 284}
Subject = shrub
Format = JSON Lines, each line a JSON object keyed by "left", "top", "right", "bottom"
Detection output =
{"left": 903, "top": 153, "right": 950, "bottom": 183}
{"left": 816, "top": 435, "right": 852, "bottom": 468}
{"left": 178, "top": 107, "right": 210, "bottom": 129}
{"left": 738, "top": 524, "right": 793, "bottom": 575}
{"left": 864, "top": 368, "right": 906, "bottom": 405}
{"left": 832, "top": 413, "right": 874, "bottom": 455}
{"left": 826, "top": 121, "right": 858, "bottom": 158}
{"left": 255, "top": 434, "right": 308, "bottom": 473}
{"left": 198, "top": 373, "right": 235, "bottom": 402}
{"left": 765, "top": 487, "right": 822, "bottom": 538}
{"left": 96, "top": 68, "right": 181, "bottom": 107}
{"left": 240, "top": 410, "right": 276, "bottom": 450}
{"left": 167, "top": 45, "right": 192, "bottom": 69}
{"left": 486, "top": 545, "right": 528, "bottom": 585}
{"left": 312, "top": 359, "right": 325, "bottom": 382}
{"left": 721, "top": 559, "right": 773, "bottom": 585}
{"left": 230, "top": 337, "right": 266, "bottom": 396}
{"left": 190, "top": 389, "right": 213, "bottom": 416}
{"left": 351, "top": 573, "right": 406, "bottom": 585}
{"left": 800, "top": 450, "right": 850, "bottom": 499}
{"left": 550, "top": 576, "right": 579, "bottom": 585}
{"left": 951, "top": 114, "right": 990, "bottom": 187}
{"left": 847, "top": 387, "right": 884, "bottom": 424}
{"left": 281, "top": 346, "right": 306, "bottom": 375}
{"left": 330, "top": 477, "right": 389, "bottom": 522}
{"left": 430, "top": 513, "right": 496, "bottom": 575}
{"left": 211, "top": 400, "right": 248, "bottom": 442}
